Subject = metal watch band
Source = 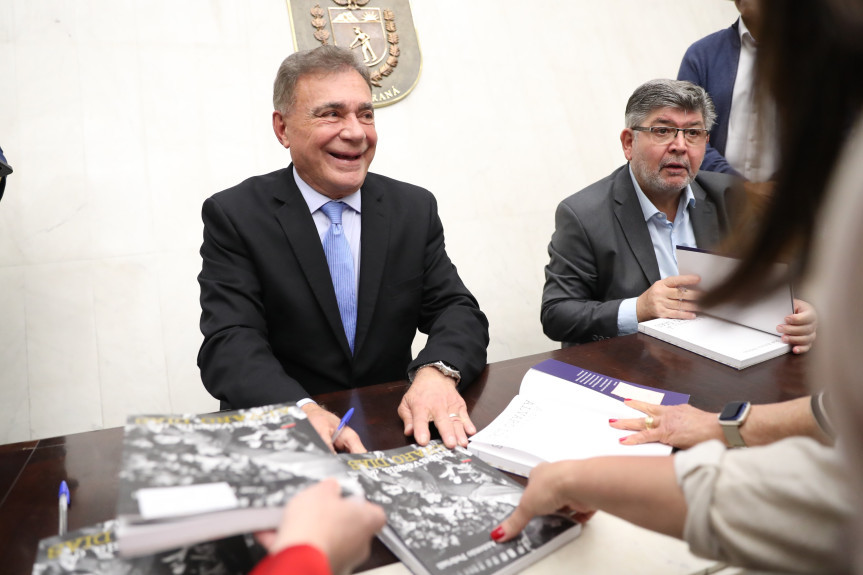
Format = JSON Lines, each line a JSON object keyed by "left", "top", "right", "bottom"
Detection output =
{"left": 410, "top": 361, "right": 461, "bottom": 384}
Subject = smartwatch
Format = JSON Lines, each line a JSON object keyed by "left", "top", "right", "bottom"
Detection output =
{"left": 409, "top": 361, "right": 461, "bottom": 385}
{"left": 718, "top": 401, "right": 751, "bottom": 448}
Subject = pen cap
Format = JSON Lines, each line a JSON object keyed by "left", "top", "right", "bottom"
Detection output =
{"left": 59, "top": 480, "right": 70, "bottom": 505}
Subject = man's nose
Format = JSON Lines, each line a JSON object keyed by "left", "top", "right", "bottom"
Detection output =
{"left": 340, "top": 115, "right": 366, "bottom": 141}
{"left": 667, "top": 129, "right": 687, "bottom": 151}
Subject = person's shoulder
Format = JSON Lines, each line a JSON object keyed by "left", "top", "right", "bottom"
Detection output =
{"left": 683, "top": 22, "right": 738, "bottom": 56}
{"left": 362, "top": 171, "right": 436, "bottom": 211}
{"left": 209, "top": 167, "right": 293, "bottom": 204}
{"left": 559, "top": 165, "right": 628, "bottom": 212}
{"left": 364, "top": 171, "right": 429, "bottom": 196}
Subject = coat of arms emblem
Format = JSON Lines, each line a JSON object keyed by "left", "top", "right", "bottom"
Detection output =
{"left": 287, "top": 0, "right": 422, "bottom": 107}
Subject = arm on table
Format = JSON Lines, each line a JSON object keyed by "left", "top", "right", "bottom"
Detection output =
{"left": 612, "top": 395, "right": 833, "bottom": 449}
{"left": 493, "top": 456, "right": 686, "bottom": 541}
{"left": 541, "top": 201, "right": 624, "bottom": 344}
{"left": 402, "top": 195, "right": 489, "bottom": 448}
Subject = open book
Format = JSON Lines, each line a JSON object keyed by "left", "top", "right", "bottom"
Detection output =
{"left": 638, "top": 247, "right": 793, "bottom": 369}
{"left": 115, "top": 403, "right": 580, "bottom": 574}
{"left": 468, "top": 360, "right": 689, "bottom": 477}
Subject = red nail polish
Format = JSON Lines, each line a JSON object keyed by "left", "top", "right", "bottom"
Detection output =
{"left": 619, "top": 437, "right": 626, "bottom": 443}
{"left": 624, "top": 398, "right": 632, "bottom": 402}
{"left": 491, "top": 526, "right": 505, "bottom": 541}
{"left": 608, "top": 419, "right": 618, "bottom": 423}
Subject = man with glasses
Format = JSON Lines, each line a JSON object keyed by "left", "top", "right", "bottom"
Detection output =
{"left": 541, "top": 79, "right": 809, "bottom": 346}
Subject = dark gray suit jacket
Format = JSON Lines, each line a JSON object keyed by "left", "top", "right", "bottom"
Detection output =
{"left": 198, "top": 166, "right": 489, "bottom": 410}
{"left": 541, "top": 164, "right": 742, "bottom": 345}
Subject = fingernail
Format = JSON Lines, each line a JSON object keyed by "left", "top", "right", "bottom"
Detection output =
{"left": 624, "top": 398, "right": 632, "bottom": 402}
{"left": 608, "top": 419, "right": 618, "bottom": 423}
{"left": 491, "top": 527, "right": 505, "bottom": 541}
{"left": 619, "top": 437, "right": 627, "bottom": 443}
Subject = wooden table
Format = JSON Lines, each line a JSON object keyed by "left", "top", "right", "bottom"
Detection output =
{"left": 0, "top": 334, "right": 809, "bottom": 573}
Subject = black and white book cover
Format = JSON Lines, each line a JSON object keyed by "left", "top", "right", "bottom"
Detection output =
{"left": 31, "top": 519, "right": 260, "bottom": 575}
{"left": 341, "top": 441, "right": 581, "bottom": 575}
{"left": 116, "top": 403, "right": 356, "bottom": 556}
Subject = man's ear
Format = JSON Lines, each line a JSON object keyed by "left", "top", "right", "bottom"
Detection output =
{"left": 272, "top": 111, "right": 290, "bottom": 149}
{"left": 620, "top": 128, "right": 634, "bottom": 161}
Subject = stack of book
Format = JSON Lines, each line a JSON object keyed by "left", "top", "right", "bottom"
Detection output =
{"left": 91, "top": 402, "right": 582, "bottom": 575}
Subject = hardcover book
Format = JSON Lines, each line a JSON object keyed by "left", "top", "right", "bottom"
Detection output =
{"left": 468, "top": 359, "right": 689, "bottom": 477}
{"left": 116, "top": 403, "right": 579, "bottom": 573}
{"left": 31, "top": 519, "right": 259, "bottom": 575}
{"left": 116, "top": 403, "right": 354, "bottom": 557}
{"left": 637, "top": 247, "right": 792, "bottom": 370}
{"left": 341, "top": 442, "right": 581, "bottom": 575}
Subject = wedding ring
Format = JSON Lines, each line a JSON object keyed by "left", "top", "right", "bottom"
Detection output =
{"left": 644, "top": 415, "right": 655, "bottom": 430}
{"left": 448, "top": 413, "right": 460, "bottom": 419}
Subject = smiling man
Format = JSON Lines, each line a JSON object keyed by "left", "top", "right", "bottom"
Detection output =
{"left": 198, "top": 46, "right": 488, "bottom": 452}
{"left": 541, "top": 79, "right": 741, "bottom": 346}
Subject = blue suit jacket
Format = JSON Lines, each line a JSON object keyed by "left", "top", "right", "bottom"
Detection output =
{"left": 677, "top": 20, "right": 743, "bottom": 178}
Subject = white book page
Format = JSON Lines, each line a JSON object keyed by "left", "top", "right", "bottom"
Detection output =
{"left": 136, "top": 482, "right": 238, "bottom": 519}
{"left": 518, "top": 368, "right": 665, "bottom": 410}
{"left": 470, "top": 394, "right": 670, "bottom": 464}
{"left": 676, "top": 248, "right": 793, "bottom": 335}
{"left": 643, "top": 316, "right": 787, "bottom": 360}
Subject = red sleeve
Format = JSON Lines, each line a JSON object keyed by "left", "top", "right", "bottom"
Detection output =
{"left": 250, "top": 544, "right": 332, "bottom": 575}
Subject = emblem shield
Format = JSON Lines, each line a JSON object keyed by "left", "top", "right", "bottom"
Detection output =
{"left": 286, "top": 0, "right": 422, "bottom": 107}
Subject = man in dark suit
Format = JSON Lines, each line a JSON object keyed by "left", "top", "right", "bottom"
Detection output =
{"left": 541, "top": 79, "right": 815, "bottom": 348}
{"left": 198, "top": 46, "right": 489, "bottom": 452}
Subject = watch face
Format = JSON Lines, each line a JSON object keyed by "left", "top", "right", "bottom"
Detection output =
{"left": 719, "top": 401, "right": 747, "bottom": 421}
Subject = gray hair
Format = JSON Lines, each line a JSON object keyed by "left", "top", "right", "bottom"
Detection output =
{"left": 273, "top": 45, "right": 372, "bottom": 114}
{"left": 624, "top": 79, "right": 717, "bottom": 131}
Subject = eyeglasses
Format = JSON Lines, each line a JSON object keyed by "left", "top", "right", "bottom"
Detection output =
{"left": 632, "top": 126, "right": 709, "bottom": 145}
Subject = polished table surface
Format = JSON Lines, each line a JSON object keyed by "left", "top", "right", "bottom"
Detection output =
{"left": 0, "top": 334, "right": 809, "bottom": 573}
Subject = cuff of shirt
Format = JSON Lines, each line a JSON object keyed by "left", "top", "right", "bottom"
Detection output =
{"left": 617, "top": 297, "right": 639, "bottom": 335}
{"left": 296, "top": 398, "right": 317, "bottom": 409}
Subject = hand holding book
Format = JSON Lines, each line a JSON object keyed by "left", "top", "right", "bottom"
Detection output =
{"left": 635, "top": 274, "right": 701, "bottom": 322}
{"left": 254, "top": 478, "right": 385, "bottom": 575}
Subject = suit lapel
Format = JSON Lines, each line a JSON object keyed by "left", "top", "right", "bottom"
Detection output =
{"left": 613, "top": 167, "right": 661, "bottom": 284}
{"left": 354, "top": 177, "right": 389, "bottom": 357}
{"left": 689, "top": 181, "right": 721, "bottom": 248}
{"left": 273, "top": 169, "right": 353, "bottom": 358}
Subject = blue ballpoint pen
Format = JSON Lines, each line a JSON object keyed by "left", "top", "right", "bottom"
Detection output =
{"left": 58, "top": 480, "right": 70, "bottom": 536}
{"left": 331, "top": 407, "right": 355, "bottom": 443}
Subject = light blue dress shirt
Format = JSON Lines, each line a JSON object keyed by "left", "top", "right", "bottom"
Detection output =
{"left": 294, "top": 167, "right": 362, "bottom": 291}
{"left": 616, "top": 166, "right": 697, "bottom": 335}
{"left": 294, "top": 167, "right": 362, "bottom": 407}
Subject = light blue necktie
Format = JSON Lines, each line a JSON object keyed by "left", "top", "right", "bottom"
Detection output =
{"left": 321, "top": 201, "right": 357, "bottom": 353}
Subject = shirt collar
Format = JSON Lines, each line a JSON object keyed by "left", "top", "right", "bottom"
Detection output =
{"left": 293, "top": 166, "right": 362, "bottom": 215}
{"left": 629, "top": 164, "right": 695, "bottom": 222}
{"left": 737, "top": 16, "right": 756, "bottom": 47}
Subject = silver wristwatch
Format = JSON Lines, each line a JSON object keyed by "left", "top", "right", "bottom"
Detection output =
{"left": 718, "top": 401, "right": 751, "bottom": 448}
{"left": 409, "top": 361, "right": 461, "bottom": 384}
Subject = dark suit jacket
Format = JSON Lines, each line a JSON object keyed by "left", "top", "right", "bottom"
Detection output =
{"left": 541, "top": 164, "right": 742, "bottom": 345}
{"left": 198, "top": 166, "right": 489, "bottom": 410}
{"left": 678, "top": 20, "right": 743, "bottom": 177}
